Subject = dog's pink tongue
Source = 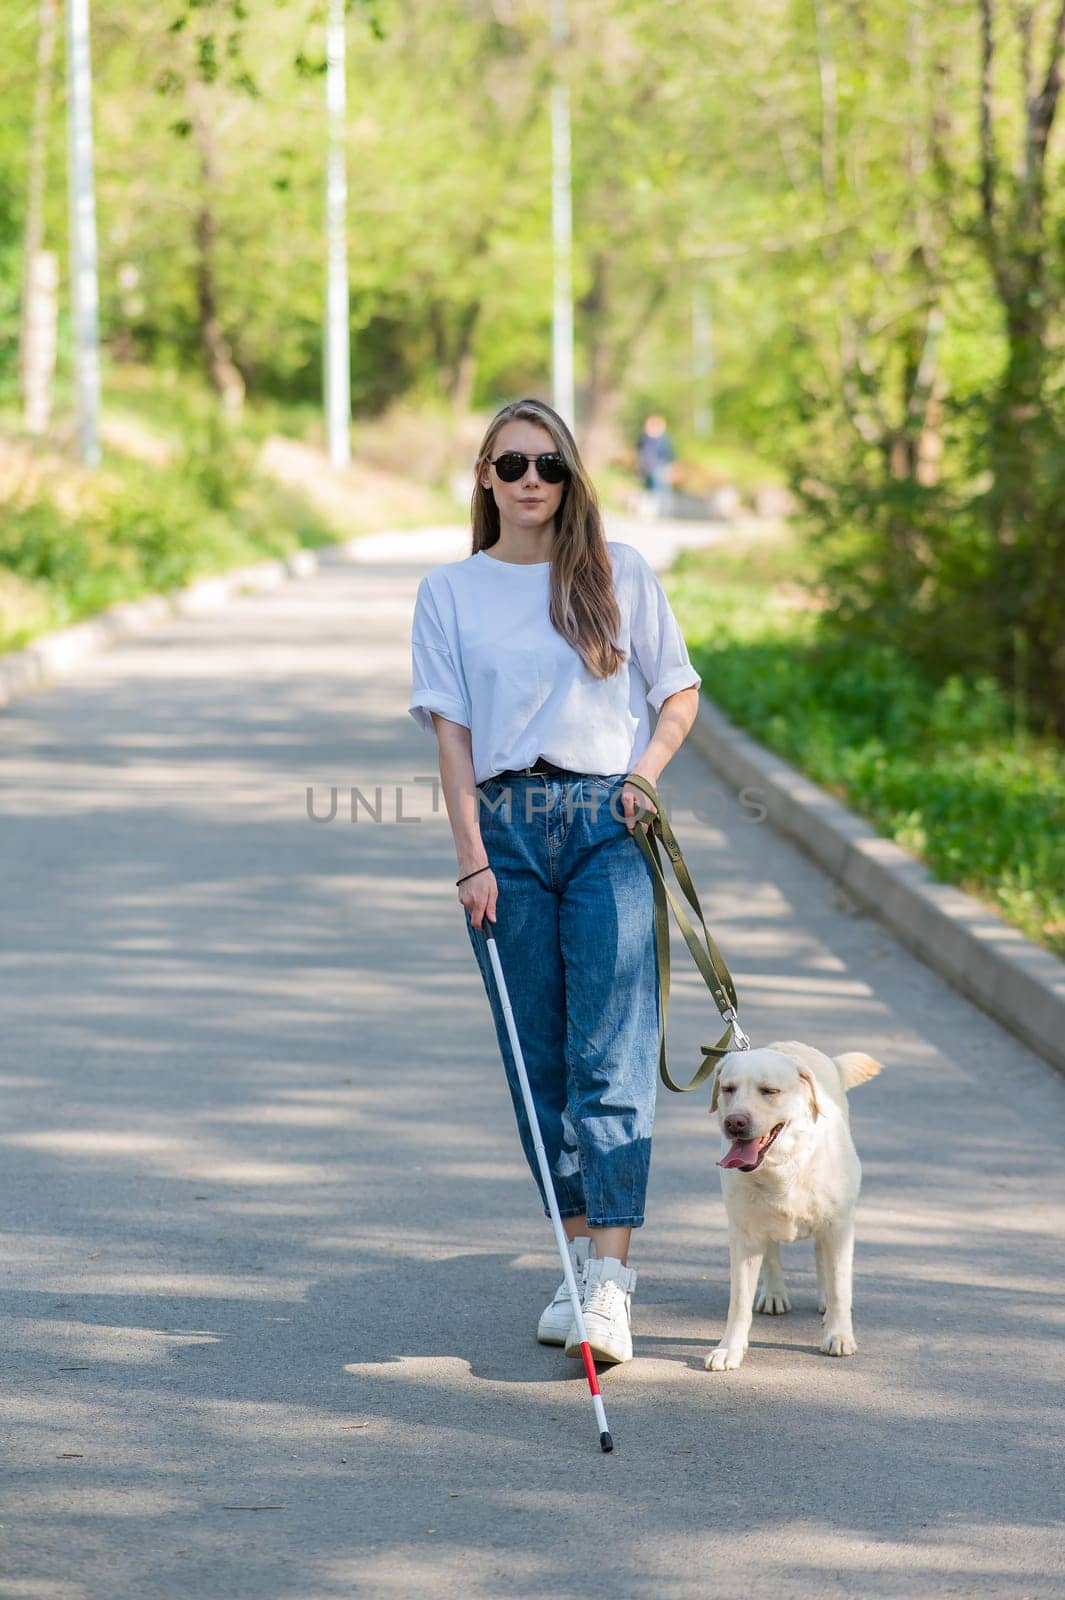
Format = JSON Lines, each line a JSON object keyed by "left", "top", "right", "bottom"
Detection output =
{"left": 718, "top": 1138, "right": 762, "bottom": 1171}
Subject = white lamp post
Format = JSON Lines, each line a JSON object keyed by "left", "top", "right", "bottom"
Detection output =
{"left": 325, "top": 0, "right": 351, "bottom": 468}
{"left": 550, "top": 0, "right": 574, "bottom": 430}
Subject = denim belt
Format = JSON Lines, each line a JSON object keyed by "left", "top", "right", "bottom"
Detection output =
{"left": 491, "top": 757, "right": 581, "bottom": 781}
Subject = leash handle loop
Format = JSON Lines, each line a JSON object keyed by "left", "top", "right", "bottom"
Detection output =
{"left": 623, "top": 772, "right": 747, "bottom": 1092}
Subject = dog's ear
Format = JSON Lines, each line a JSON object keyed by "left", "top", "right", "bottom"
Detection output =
{"left": 709, "top": 1068, "right": 722, "bottom": 1114}
{"left": 796, "top": 1065, "right": 825, "bottom": 1121}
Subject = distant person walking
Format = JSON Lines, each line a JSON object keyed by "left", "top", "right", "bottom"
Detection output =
{"left": 636, "top": 414, "right": 675, "bottom": 516}
{"left": 407, "top": 396, "right": 702, "bottom": 1365}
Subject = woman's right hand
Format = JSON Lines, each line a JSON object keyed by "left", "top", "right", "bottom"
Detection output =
{"left": 459, "top": 864, "right": 498, "bottom": 929}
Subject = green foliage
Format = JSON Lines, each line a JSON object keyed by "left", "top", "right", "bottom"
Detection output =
{"left": 0, "top": 365, "right": 346, "bottom": 649}
{"left": 2, "top": 0, "right": 1064, "bottom": 740}
{"left": 670, "top": 540, "right": 1065, "bottom": 959}
{"left": 0, "top": 188, "right": 22, "bottom": 393}
{"left": 1, "top": 456, "right": 246, "bottom": 624}
{"left": 0, "top": 355, "right": 467, "bottom": 656}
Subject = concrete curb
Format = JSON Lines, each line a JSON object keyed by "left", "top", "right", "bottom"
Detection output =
{"left": 0, "top": 550, "right": 321, "bottom": 710}
{"left": 686, "top": 695, "right": 1065, "bottom": 1075}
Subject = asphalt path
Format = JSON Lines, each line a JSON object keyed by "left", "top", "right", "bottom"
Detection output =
{"left": 1, "top": 525, "right": 1063, "bottom": 1599}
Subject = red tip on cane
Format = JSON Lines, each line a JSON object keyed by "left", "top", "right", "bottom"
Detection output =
{"left": 579, "top": 1342, "right": 602, "bottom": 1395}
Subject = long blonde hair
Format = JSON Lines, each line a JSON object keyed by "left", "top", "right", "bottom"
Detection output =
{"left": 471, "top": 398, "right": 625, "bottom": 681}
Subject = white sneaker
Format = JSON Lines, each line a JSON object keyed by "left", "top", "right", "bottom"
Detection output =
{"left": 537, "top": 1236, "right": 593, "bottom": 1345}
{"left": 565, "top": 1256, "right": 637, "bottom": 1365}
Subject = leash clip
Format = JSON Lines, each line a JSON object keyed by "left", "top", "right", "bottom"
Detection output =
{"left": 722, "top": 1007, "right": 751, "bottom": 1052}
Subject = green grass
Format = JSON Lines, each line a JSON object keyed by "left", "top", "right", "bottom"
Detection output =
{"left": 0, "top": 366, "right": 461, "bottom": 654}
{"left": 0, "top": 435, "right": 334, "bottom": 652}
{"left": 666, "top": 534, "right": 1065, "bottom": 960}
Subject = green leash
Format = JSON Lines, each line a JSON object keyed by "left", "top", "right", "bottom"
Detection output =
{"left": 623, "top": 772, "right": 751, "bottom": 1093}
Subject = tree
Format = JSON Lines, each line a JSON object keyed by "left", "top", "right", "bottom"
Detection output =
{"left": 976, "top": 0, "right": 1065, "bottom": 728}
{"left": 18, "top": 0, "right": 59, "bottom": 433}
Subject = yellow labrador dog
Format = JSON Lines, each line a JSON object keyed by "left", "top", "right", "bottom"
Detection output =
{"left": 704, "top": 1039, "right": 883, "bottom": 1373}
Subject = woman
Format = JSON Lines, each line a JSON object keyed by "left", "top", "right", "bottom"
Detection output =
{"left": 407, "top": 397, "right": 701, "bottom": 1364}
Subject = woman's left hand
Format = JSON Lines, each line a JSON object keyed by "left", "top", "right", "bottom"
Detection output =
{"left": 620, "top": 775, "right": 659, "bottom": 835}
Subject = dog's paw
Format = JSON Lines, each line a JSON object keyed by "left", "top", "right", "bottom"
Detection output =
{"left": 755, "top": 1288, "right": 791, "bottom": 1315}
{"left": 820, "top": 1328, "right": 857, "bottom": 1357}
{"left": 704, "top": 1344, "right": 745, "bottom": 1372}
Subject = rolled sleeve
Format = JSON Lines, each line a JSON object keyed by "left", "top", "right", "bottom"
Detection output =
{"left": 645, "top": 663, "right": 702, "bottom": 712}
{"left": 408, "top": 578, "right": 471, "bottom": 734}
{"left": 628, "top": 549, "right": 702, "bottom": 712}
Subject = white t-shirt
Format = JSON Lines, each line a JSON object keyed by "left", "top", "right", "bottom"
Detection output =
{"left": 407, "top": 541, "right": 702, "bottom": 783}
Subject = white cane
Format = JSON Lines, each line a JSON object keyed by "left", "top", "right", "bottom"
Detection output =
{"left": 480, "top": 918, "right": 614, "bottom": 1453}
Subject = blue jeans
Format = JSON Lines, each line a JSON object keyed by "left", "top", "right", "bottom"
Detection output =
{"left": 463, "top": 771, "right": 660, "bottom": 1229}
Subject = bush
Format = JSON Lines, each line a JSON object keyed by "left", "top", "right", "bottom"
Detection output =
{"left": 0, "top": 412, "right": 322, "bottom": 651}
{"left": 670, "top": 539, "right": 1065, "bottom": 958}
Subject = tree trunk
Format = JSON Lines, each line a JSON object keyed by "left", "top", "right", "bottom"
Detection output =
{"left": 988, "top": 277, "right": 1046, "bottom": 544}
{"left": 189, "top": 92, "right": 245, "bottom": 413}
{"left": 448, "top": 302, "right": 480, "bottom": 416}
{"left": 18, "top": 0, "right": 59, "bottom": 434}
{"left": 579, "top": 252, "right": 624, "bottom": 465}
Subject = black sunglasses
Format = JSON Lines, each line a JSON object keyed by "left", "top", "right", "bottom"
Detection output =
{"left": 489, "top": 451, "right": 570, "bottom": 484}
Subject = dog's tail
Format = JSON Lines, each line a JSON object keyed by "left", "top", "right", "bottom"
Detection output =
{"left": 834, "top": 1052, "right": 884, "bottom": 1091}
